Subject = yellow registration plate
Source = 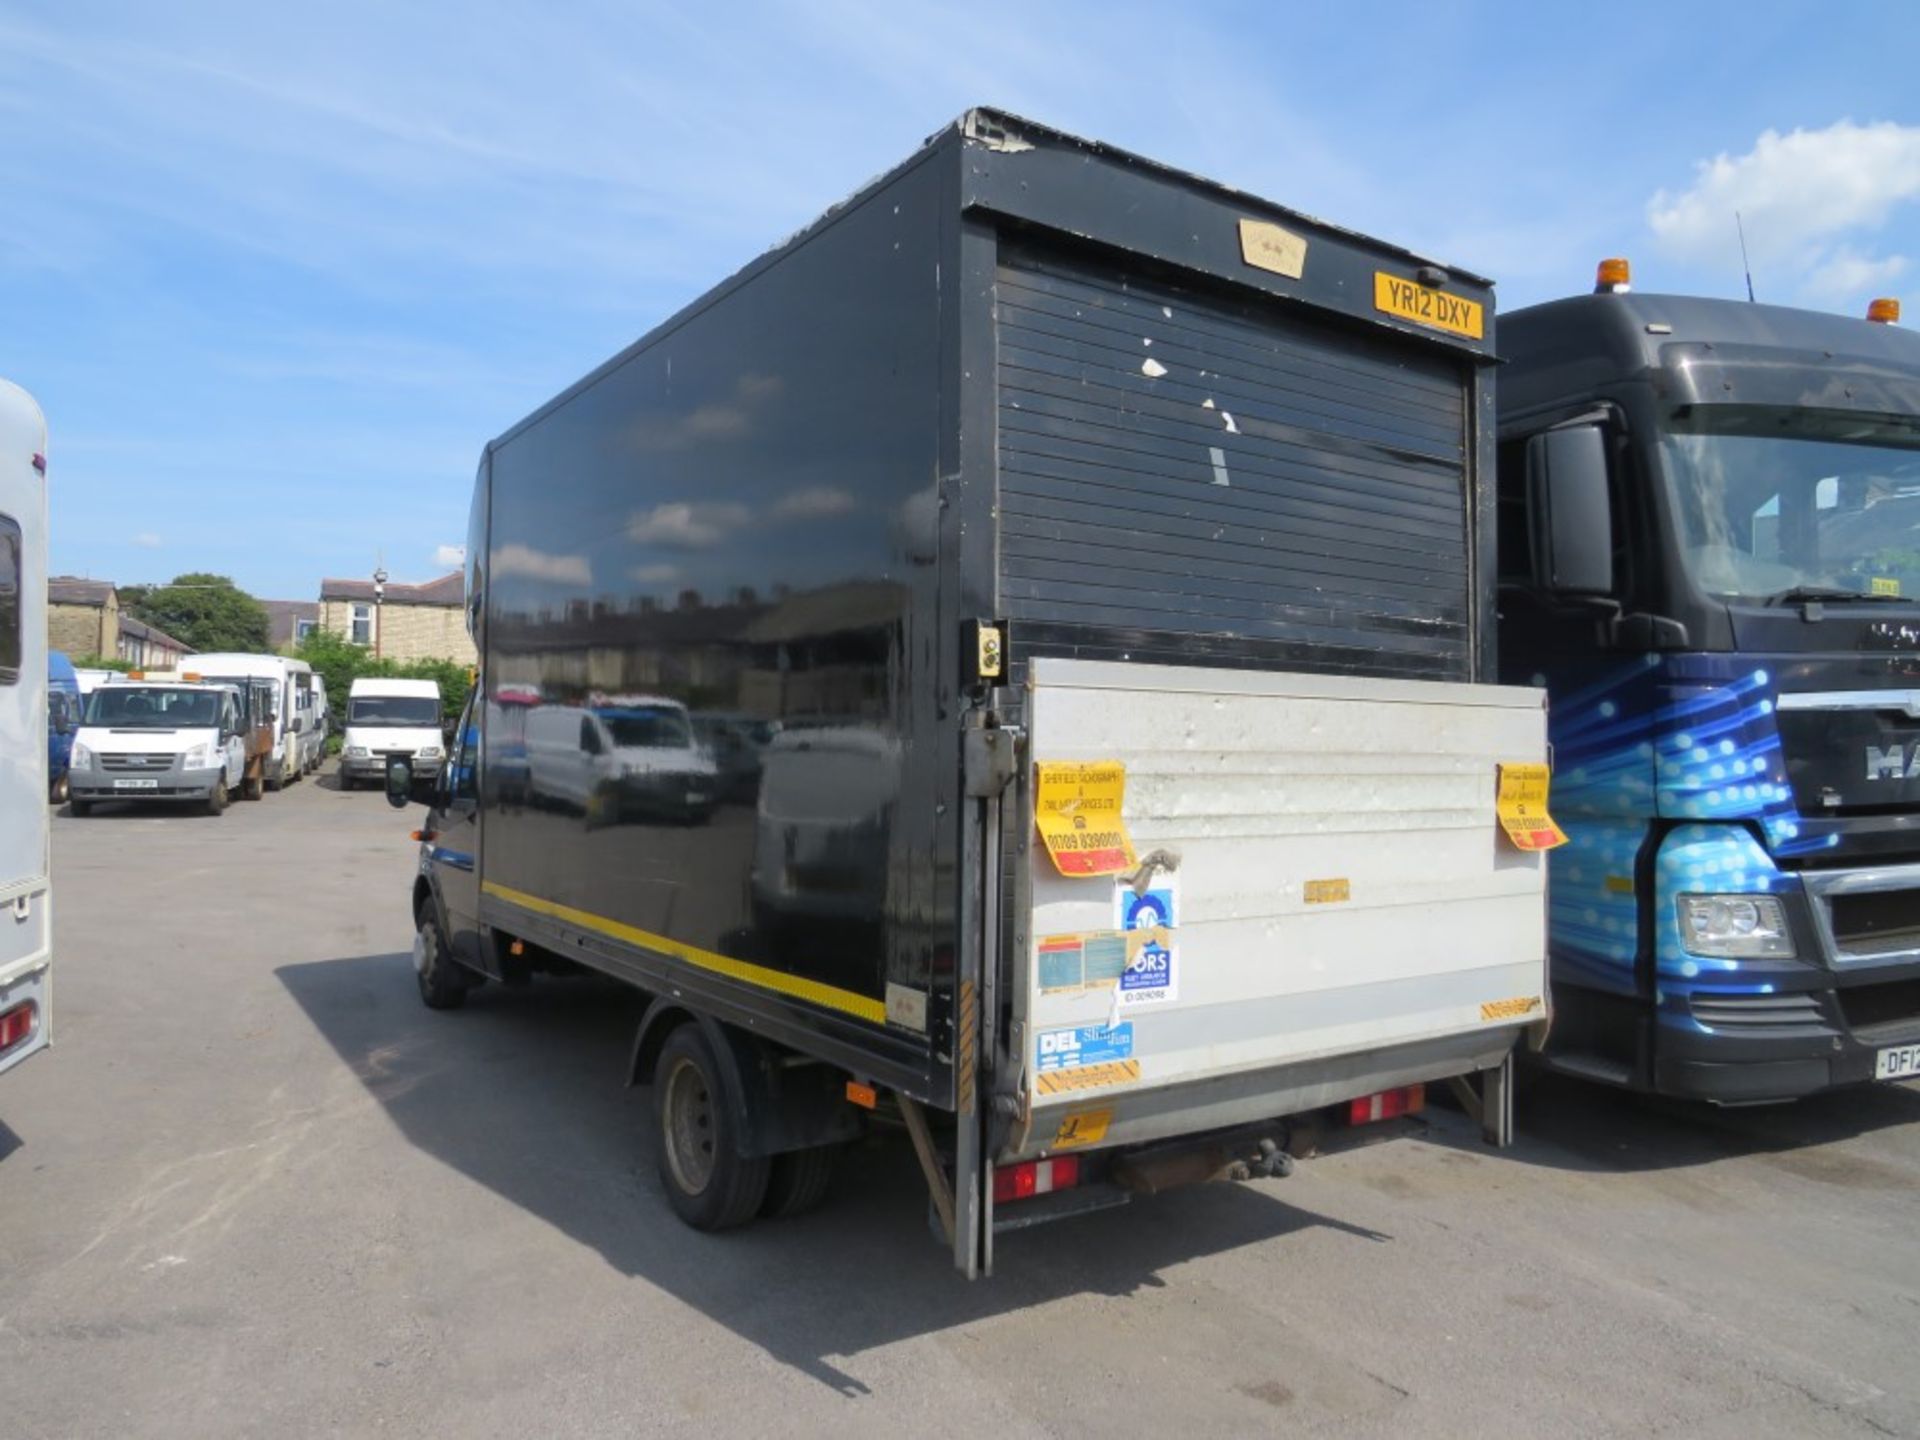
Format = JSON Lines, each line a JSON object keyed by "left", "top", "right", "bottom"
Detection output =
{"left": 1373, "top": 272, "right": 1485, "bottom": 340}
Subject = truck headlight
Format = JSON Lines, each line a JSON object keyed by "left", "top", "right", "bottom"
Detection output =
{"left": 1677, "top": 894, "right": 1796, "bottom": 958}
{"left": 70, "top": 741, "right": 94, "bottom": 769}
{"left": 180, "top": 743, "right": 214, "bottom": 769}
{"left": 417, "top": 746, "right": 443, "bottom": 759}
{"left": 347, "top": 745, "right": 369, "bottom": 758}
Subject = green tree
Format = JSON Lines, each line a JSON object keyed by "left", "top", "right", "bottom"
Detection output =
{"left": 126, "top": 573, "right": 270, "bottom": 653}
{"left": 294, "top": 629, "right": 473, "bottom": 735}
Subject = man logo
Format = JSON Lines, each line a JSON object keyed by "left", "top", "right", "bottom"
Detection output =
{"left": 1867, "top": 744, "right": 1920, "bottom": 781}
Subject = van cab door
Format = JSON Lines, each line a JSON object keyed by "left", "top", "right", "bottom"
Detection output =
{"left": 428, "top": 695, "right": 483, "bottom": 964}
{"left": 222, "top": 695, "right": 246, "bottom": 785}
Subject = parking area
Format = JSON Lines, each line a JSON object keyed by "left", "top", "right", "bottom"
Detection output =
{"left": 2, "top": 770, "right": 1918, "bottom": 1438}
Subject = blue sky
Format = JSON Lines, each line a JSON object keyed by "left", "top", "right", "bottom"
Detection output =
{"left": 4, "top": 0, "right": 1918, "bottom": 600}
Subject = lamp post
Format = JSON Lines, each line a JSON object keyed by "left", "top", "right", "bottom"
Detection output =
{"left": 373, "top": 565, "right": 388, "bottom": 660}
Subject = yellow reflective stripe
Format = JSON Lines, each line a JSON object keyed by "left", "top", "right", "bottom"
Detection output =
{"left": 481, "top": 880, "right": 887, "bottom": 1025}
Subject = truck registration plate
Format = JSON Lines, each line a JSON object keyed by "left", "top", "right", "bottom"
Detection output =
{"left": 113, "top": 778, "right": 159, "bottom": 790}
{"left": 1876, "top": 1044, "right": 1920, "bottom": 1081}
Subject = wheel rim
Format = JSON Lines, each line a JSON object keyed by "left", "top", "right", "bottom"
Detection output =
{"left": 662, "top": 1056, "right": 717, "bottom": 1196}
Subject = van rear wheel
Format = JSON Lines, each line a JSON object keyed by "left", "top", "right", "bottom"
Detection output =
{"left": 242, "top": 771, "right": 265, "bottom": 801}
{"left": 654, "top": 1025, "right": 769, "bottom": 1230}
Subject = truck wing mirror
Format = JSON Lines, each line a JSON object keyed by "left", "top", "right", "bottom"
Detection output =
{"left": 384, "top": 755, "right": 438, "bottom": 809}
{"left": 1526, "top": 424, "right": 1614, "bottom": 597}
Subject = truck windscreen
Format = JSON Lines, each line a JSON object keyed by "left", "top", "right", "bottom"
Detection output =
{"left": 349, "top": 696, "right": 440, "bottom": 726}
{"left": 1660, "top": 407, "right": 1920, "bottom": 602}
{"left": 87, "top": 688, "right": 220, "bottom": 728}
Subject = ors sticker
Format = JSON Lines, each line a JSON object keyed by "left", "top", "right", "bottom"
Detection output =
{"left": 1035, "top": 761, "right": 1137, "bottom": 877}
{"left": 1873, "top": 576, "right": 1902, "bottom": 596}
{"left": 1496, "top": 762, "right": 1569, "bottom": 851}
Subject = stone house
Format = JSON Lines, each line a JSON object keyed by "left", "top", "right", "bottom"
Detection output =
{"left": 47, "top": 576, "right": 190, "bottom": 667}
{"left": 318, "top": 572, "right": 474, "bottom": 665}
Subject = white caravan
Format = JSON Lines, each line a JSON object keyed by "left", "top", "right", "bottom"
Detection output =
{"left": 341, "top": 677, "right": 444, "bottom": 788}
{"left": 0, "top": 379, "right": 51, "bottom": 1074}
{"left": 188, "top": 653, "right": 314, "bottom": 788}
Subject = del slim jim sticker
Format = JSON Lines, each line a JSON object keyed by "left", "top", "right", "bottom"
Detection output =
{"left": 1034, "top": 761, "right": 1137, "bottom": 877}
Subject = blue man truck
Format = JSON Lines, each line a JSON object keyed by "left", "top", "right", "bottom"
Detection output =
{"left": 1498, "top": 265, "right": 1920, "bottom": 1103}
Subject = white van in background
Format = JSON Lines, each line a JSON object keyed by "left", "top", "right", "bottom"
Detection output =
{"left": 67, "top": 678, "right": 246, "bottom": 815}
{"left": 341, "top": 677, "right": 443, "bottom": 789}
{"left": 189, "top": 653, "right": 312, "bottom": 789}
{"left": 0, "top": 378, "right": 52, "bottom": 1075}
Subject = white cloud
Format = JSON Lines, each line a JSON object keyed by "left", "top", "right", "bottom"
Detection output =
{"left": 432, "top": 542, "right": 466, "bottom": 568}
{"left": 627, "top": 501, "right": 749, "bottom": 549}
{"left": 491, "top": 542, "right": 590, "bottom": 585}
{"left": 1804, "top": 247, "right": 1908, "bottom": 304}
{"left": 772, "top": 486, "right": 855, "bottom": 521}
{"left": 628, "top": 563, "right": 679, "bottom": 584}
{"left": 132, "top": 532, "right": 162, "bottom": 548}
{"left": 1648, "top": 121, "right": 1920, "bottom": 303}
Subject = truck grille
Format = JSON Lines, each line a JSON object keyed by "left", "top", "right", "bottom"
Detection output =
{"left": 1827, "top": 889, "right": 1920, "bottom": 957}
{"left": 1689, "top": 991, "right": 1829, "bottom": 1034}
{"left": 100, "top": 753, "right": 175, "bottom": 772}
{"left": 1837, "top": 978, "right": 1920, "bottom": 1041}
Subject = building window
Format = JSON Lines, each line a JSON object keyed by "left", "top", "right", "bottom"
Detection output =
{"left": 350, "top": 603, "right": 372, "bottom": 645}
{"left": 295, "top": 618, "right": 316, "bottom": 641}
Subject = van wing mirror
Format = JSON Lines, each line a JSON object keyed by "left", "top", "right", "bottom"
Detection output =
{"left": 1526, "top": 424, "right": 1615, "bottom": 597}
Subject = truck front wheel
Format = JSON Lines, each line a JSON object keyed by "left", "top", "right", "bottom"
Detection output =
{"left": 205, "top": 778, "right": 229, "bottom": 816}
{"left": 414, "top": 912, "right": 468, "bottom": 1011}
{"left": 654, "top": 1025, "right": 769, "bottom": 1230}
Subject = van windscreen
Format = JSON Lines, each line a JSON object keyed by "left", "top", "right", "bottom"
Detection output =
{"left": 87, "top": 687, "right": 220, "bottom": 728}
{"left": 349, "top": 696, "right": 440, "bottom": 726}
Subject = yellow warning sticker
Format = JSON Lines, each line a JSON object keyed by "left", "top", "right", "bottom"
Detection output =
{"left": 1051, "top": 1109, "right": 1113, "bottom": 1149}
{"left": 1604, "top": 874, "right": 1635, "bottom": 896}
{"left": 1481, "top": 995, "right": 1545, "bottom": 1022}
{"left": 1303, "top": 877, "right": 1351, "bottom": 905}
{"left": 1035, "top": 1059, "right": 1142, "bottom": 1095}
{"left": 1035, "top": 761, "right": 1137, "bottom": 877}
{"left": 1495, "top": 762, "right": 1569, "bottom": 852}
{"left": 1872, "top": 576, "right": 1902, "bottom": 596}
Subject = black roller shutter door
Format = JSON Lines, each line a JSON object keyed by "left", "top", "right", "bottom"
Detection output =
{"left": 996, "top": 243, "right": 1471, "bottom": 681}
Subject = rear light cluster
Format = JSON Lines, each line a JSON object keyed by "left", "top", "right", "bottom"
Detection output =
{"left": 0, "top": 1001, "right": 37, "bottom": 1054}
{"left": 993, "top": 1155, "right": 1080, "bottom": 1204}
{"left": 1349, "top": 1083, "right": 1424, "bottom": 1126}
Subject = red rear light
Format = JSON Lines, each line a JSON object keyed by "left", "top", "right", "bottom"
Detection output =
{"left": 1349, "top": 1083, "right": 1425, "bottom": 1126}
{"left": 0, "top": 1001, "right": 37, "bottom": 1054}
{"left": 992, "top": 1155, "right": 1081, "bottom": 1204}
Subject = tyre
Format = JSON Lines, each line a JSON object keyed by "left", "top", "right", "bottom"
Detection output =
{"left": 760, "top": 1145, "right": 837, "bottom": 1219}
{"left": 205, "top": 778, "right": 229, "bottom": 816}
{"left": 49, "top": 774, "right": 68, "bottom": 805}
{"left": 68, "top": 798, "right": 91, "bottom": 817}
{"left": 266, "top": 762, "right": 284, "bottom": 793}
{"left": 243, "top": 771, "right": 265, "bottom": 802}
{"left": 414, "top": 910, "right": 469, "bottom": 1010}
{"left": 654, "top": 1025, "right": 769, "bottom": 1230}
